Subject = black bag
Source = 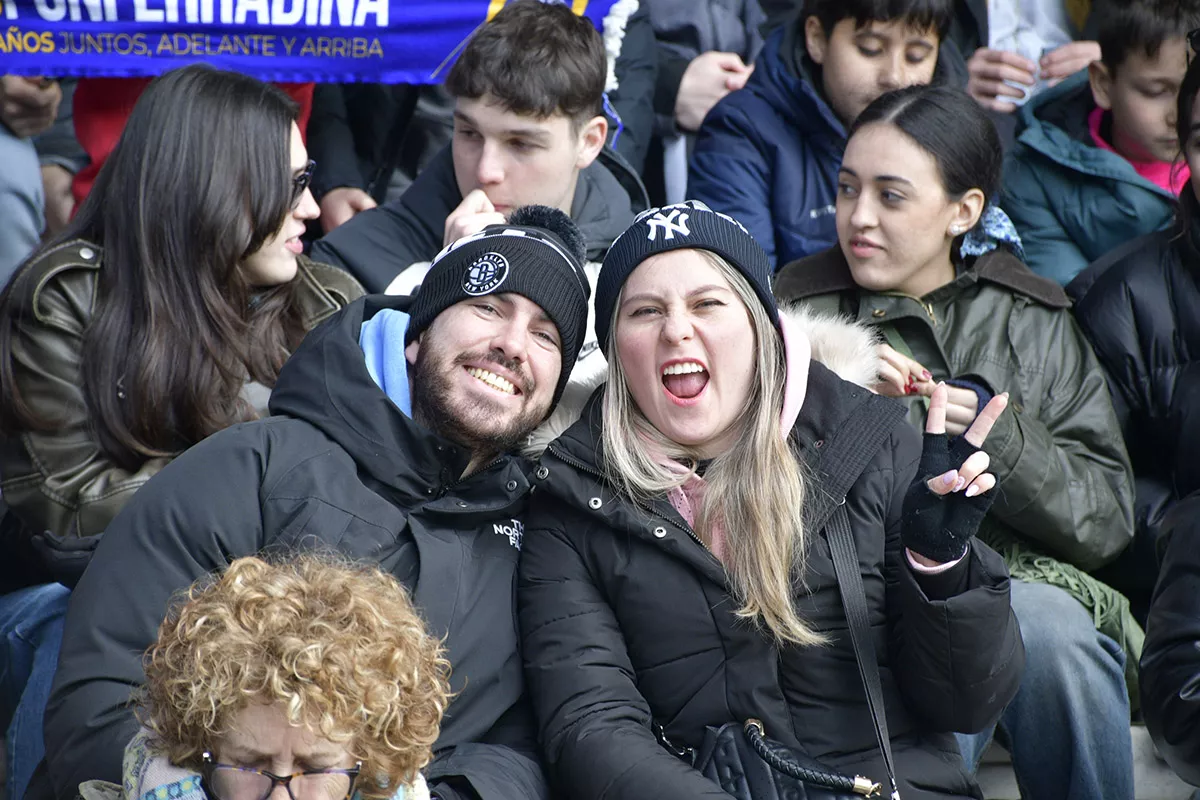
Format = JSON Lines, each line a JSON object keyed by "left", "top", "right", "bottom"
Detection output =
{"left": 675, "top": 394, "right": 909, "bottom": 800}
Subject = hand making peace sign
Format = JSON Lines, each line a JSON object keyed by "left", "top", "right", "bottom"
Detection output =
{"left": 903, "top": 383, "right": 1010, "bottom": 565}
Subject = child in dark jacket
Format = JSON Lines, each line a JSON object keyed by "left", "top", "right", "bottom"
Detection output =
{"left": 1001, "top": 0, "right": 1200, "bottom": 286}
{"left": 687, "top": 0, "right": 965, "bottom": 270}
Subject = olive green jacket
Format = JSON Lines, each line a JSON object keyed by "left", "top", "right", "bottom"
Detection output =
{"left": 1, "top": 239, "right": 364, "bottom": 567}
{"left": 776, "top": 245, "right": 1134, "bottom": 572}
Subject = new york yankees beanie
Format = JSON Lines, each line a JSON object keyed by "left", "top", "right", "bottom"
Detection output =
{"left": 406, "top": 205, "right": 590, "bottom": 406}
{"left": 595, "top": 201, "right": 779, "bottom": 353}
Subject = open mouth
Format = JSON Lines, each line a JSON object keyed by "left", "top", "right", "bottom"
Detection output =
{"left": 466, "top": 366, "right": 520, "bottom": 395}
{"left": 661, "top": 360, "right": 709, "bottom": 401}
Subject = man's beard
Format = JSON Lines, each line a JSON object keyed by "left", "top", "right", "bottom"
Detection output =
{"left": 411, "top": 344, "right": 552, "bottom": 457}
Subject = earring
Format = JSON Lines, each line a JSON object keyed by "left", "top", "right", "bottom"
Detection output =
{"left": 950, "top": 225, "right": 964, "bottom": 235}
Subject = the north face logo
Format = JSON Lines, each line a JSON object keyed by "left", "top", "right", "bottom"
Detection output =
{"left": 645, "top": 209, "right": 690, "bottom": 241}
{"left": 494, "top": 518, "right": 524, "bottom": 550}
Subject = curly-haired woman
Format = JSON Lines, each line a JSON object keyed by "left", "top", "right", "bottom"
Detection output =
{"left": 78, "top": 555, "right": 450, "bottom": 800}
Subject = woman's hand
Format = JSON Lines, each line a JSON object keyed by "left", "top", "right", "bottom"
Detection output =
{"left": 941, "top": 383, "right": 983, "bottom": 437}
{"left": 874, "top": 343, "right": 933, "bottom": 397}
{"left": 901, "top": 383, "right": 1009, "bottom": 565}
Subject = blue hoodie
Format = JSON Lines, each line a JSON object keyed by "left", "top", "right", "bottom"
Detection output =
{"left": 688, "top": 23, "right": 967, "bottom": 271}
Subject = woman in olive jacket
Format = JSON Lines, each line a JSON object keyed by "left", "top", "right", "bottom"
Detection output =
{"left": 518, "top": 200, "right": 1023, "bottom": 800}
{"left": 777, "top": 85, "right": 1136, "bottom": 800}
{"left": 0, "top": 64, "right": 362, "bottom": 799}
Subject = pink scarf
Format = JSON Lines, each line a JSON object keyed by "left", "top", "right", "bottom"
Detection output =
{"left": 1088, "top": 107, "right": 1190, "bottom": 195}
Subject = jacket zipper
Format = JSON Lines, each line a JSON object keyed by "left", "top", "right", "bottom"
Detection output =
{"left": 921, "top": 300, "right": 938, "bottom": 325}
{"left": 436, "top": 456, "right": 505, "bottom": 499}
{"left": 545, "top": 443, "right": 713, "bottom": 555}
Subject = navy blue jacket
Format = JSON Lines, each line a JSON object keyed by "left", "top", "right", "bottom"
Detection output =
{"left": 688, "top": 23, "right": 966, "bottom": 270}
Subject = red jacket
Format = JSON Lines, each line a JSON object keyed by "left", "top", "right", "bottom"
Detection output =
{"left": 71, "top": 77, "right": 313, "bottom": 206}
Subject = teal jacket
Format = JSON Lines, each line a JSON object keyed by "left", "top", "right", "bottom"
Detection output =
{"left": 1000, "top": 71, "right": 1177, "bottom": 286}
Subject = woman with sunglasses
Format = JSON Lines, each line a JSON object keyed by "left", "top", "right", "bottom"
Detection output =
{"left": 75, "top": 555, "right": 449, "bottom": 800}
{"left": 0, "top": 63, "right": 362, "bottom": 799}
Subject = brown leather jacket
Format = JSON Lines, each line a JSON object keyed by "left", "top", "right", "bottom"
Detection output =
{"left": 0, "top": 239, "right": 364, "bottom": 577}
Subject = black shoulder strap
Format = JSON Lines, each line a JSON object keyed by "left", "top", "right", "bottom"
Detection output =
{"left": 807, "top": 394, "right": 907, "bottom": 800}
{"left": 801, "top": 392, "right": 907, "bottom": 533}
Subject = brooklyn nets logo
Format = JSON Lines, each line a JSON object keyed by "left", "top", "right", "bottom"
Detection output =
{"left": 463, "top": 252, "right": 510, "bottom": 295}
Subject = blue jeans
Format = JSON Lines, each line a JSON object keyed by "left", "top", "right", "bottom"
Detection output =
{"left": 0, "top": 583, "right": 70, "bottom": 800}
{"left": 956, "top": 580, "right": 1133, "bottom": 800}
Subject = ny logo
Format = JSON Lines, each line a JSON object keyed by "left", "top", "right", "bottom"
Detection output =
{"left": 645, "top": 209, "right": 691, "bottom": 241}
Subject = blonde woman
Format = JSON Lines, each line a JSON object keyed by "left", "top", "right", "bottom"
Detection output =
{"left": 518, "top": 201, "right": 1024, "bottom": 799}
{"left": 80, "top": 555, "right": 450, "bottom": 800}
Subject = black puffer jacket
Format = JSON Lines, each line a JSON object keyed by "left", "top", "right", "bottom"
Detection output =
{"left": 38, "top": 295, "right": 546, "bottom": 800}
{"left": 1140, "top": 492, "right": 1200, "bottom": 786}
{"left": 1068, "top": 225, "right": 1200, "bottom": 552}
{"left": 518, "top": 320, "right": 1024, "bottom": 800}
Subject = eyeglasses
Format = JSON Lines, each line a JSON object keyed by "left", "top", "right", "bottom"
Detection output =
{"left": 291, "top": 160, "right": 316, "bottom": 209}
{"left": 201, "top": 752, "right": 361, "bottom": 800}
{"left": 1189, "top": 28, "right": 1200, "bottom": 65}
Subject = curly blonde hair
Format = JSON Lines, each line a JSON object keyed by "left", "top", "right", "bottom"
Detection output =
{"left": 139, "top": 554, "right": 451, "bottom": 796}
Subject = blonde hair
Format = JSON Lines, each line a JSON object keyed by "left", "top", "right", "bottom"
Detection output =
{"left": 601, "top": 251, "right": 824, "bottom": 646}
{"left": 139, "top": 554, "right": 451, "bottom": 796}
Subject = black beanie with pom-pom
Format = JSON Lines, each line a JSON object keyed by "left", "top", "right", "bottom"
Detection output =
{"left": 406, "top": 205, "right": 591, "bottom": 406}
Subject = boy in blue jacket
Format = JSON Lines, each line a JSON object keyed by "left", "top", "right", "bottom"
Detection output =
{"left": 688, "top": 0, "right": 964, "bottom": 270}
{"left": 1002, "top": 0, "right": 1200, "bottom": 286}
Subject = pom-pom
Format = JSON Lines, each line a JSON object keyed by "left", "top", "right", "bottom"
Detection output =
{"left": 508, "top": 205, "right": 587, "bottom": 266}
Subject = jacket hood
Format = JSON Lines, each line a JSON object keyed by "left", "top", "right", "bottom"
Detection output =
{"left": 1010, "top": 71, "right": 1144, "bottom": 181}
{"left": 1018, "top": 70, "right": 1094, "bottom": 141}
{"left": 777, "top": 243, "right": 1071, "bottom": 309}
{"left": 753, "top": 25, "right": 846, "bottom": 139}
{"left": 269, "top": 294, "right": 475, "bottom": 500}
{"left": 574, "top": 147, "right": 651, "bottom": 260}
{"left": 523, "top": 304, "right": 881, "bottom": 457}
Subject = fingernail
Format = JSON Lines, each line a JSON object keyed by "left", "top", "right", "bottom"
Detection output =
{"left": 954, "top": 476, "right": 967, "bottom": 492}
{"left": 965, "top": 485, "right": 980, "bottom": 498}
{"left": 1000, "top": 392, "right": 1010, "bottom": 399}
{"left": 921, "top": 370, "right": 932, "bottom": 380}
{"left": 942, "top": 471, "right": 957, "bottom": 486}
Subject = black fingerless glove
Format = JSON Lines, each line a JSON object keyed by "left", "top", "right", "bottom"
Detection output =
{"left": 901, "top": 433, "right": 997, "bottom": 564}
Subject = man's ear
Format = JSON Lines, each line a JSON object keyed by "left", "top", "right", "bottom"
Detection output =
{"left": 405, "top": 335, "right": 421, "bottom": 366}
{"left": 804, "top": 16, "right": 828, "bottom": 66}
{"left": 1088, "top": 60, "right": 1114, "bottom": 110}
{"left": 948, "top": 187, "right": 987, "bottom": 237}
{"left": 574, "top": 114, "right": 609, "bottom": 170}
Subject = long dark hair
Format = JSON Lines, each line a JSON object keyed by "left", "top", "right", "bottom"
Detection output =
{"left": 849, "top": 84, "right": 1002, "bottom": 235}
{"left": 1176, "top": 54, "right": 1200, "bottom": 245}
{"left": 0, "top": 64, "right": 307, "bottom": 469}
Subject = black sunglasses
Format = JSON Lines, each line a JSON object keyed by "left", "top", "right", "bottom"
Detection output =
{"left": 200, "top": 752, "right": 360, "bottom": 800}
{"left": 290, "top": 160, "right": 316, "bottom": 209}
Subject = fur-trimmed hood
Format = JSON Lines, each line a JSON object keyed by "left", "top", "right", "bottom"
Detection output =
{"left": 524, "top": 304, "right": 878, "bottom": 457}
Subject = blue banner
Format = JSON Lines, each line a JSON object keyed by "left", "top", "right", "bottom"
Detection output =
{"left": 0, "top": 0, "right": 621, "bottom": 83}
